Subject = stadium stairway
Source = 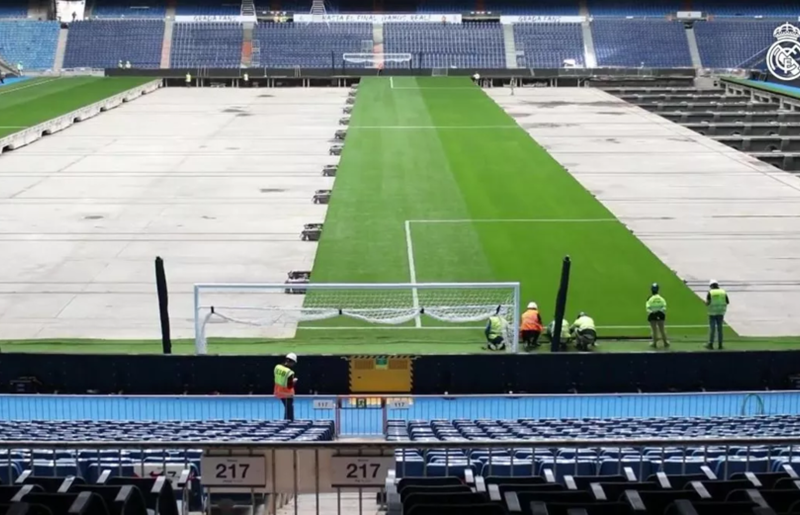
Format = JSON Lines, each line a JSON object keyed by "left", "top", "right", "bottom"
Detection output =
{"left": 485, "top": 86, "right": 800, "bottom": 338}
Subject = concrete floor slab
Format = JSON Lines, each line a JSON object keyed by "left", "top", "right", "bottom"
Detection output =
{"left": 0, "top": 88, "right": 348, "bottom": 341}
{"left": 488, "top": 87, "right": 800, "bottom": 337}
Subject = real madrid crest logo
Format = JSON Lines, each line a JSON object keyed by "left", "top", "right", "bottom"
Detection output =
{"left": 767, "top": 23, "right": 800, "bottom": 81}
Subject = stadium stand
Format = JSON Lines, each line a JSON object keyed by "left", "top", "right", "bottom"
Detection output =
{"left": 92, "top": 0, "right": 168, "bottom": 18}
{"left": 586, "top": 0, "right": 679, "bottom": 16}
{"left": 694, "top": 20, "right": 775, "bottom": 69}
{"left": 175, "top": 0, "right": 242, "bottom": 16}
{"left": 0, "top": 1, "right": 27, "bottom": 18}
{"left": 592, "top": 19, "right": 693, "bottom": 67}
{"left": 254, "top": 22, "right": 371, "bottom": 68}
{"left": 485, "top": 0, "right": 579, "bottom": 15}
{"left": 0, "top": 21, "right": 59, "bottom": 70}
{"left": 63, "top": 20, "right": 165, "bottom": 69}
{"left": 513, "top": 23, "right": 585, "bottom": 68}
{"left": 171, "top": 22, "right": 243, "bottom": 67}
{"left": 693, "top": 0, "right": 799, "bottom": 17}
{"left": 384, "top": 22, "right": 505, "bottom": 68}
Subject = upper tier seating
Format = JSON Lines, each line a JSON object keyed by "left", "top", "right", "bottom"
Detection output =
{"left": 92, "top": 0, "right": 167, "bottom": 18}
{"left": 0, "top": 21, "right": 59, "bottom": 70}
{"left": 485, "top": 0, "right": 579, "bottom": 15}
{"left": 254, "top": 23, "right": 371, "bottom": 68}
{"left": 695, "top": 20, "right": 775, "bottom": 69}
{"left": 587, "top": 0, "right": 679, "bottom": 16}
{"left": 0, "top": 420, "right": 335, "bottom": 442}
{"left": 171, "top": 22, "right": 242, "bottom": 67}
{"left": 175, "top": 0, "right": 242, "bottom": 16}
{"left": 384, "top": 22, "right": 505, "bottom": 69}
{"left": 0, "top": 1, "right": 27, "bottom": 18}
{"left": 592, "top": 19, "right": 693, "bottom": 67}
{"left": 513, "top": 23, "right": 584, "bottom": 68}
{"left": 64, "top": 20, "right": 164, "bottom": 69}
{"left": 694, "top": 0, "right": 799, "bottom": 17}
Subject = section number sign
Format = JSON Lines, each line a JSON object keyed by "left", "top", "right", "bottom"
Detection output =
{"left": 331, "top": 456, "right": 395, "bottom": 487}
{"left": 200, "top": 456, "right": 266, "bottom": 487}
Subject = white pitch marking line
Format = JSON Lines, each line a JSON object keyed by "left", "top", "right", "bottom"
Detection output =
{"left": 350, "top": 126, "right": 519, "bottom": 129}
{"left": 301, "top": 325, "right": 711, "bottom": 330}
{"left": 408, "top": 218, "right": 619, "bottom": 223}
{"left": 0, "top": 78, "right": 59, "bottom": 96}
{"left": 404, "top": 220, "right": 421, "bottom": 328}
{"left": 0, "top": 126, "right": 28, "bottom": 129}
{"left": 390, "top": 76, "right": 394, "bottom": 89}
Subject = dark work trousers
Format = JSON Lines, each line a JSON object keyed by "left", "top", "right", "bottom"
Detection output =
{"left": 709, "top": 315, "right": 725, "bottom": 348}
{"left": 281, "top": 397, "right": 295, "bottom": 421}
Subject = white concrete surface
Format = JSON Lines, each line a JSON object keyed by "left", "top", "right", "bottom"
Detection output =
{"left": 487, "top": 87, "right": 800, "bottom": 337}
{"left": 0, "top": 88, "right": 348, "bottom": 341}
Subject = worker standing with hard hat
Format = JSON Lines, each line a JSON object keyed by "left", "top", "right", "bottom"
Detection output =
{"left": 646, "top": 283, "right": 668, "bottom": 349}
{"left": 706, "top": 280, "right": 729, "bottom": 350}
{"left": 274, "top": 353, "right": 298, "bottom": 420}
{"left": 520, "top": 301, "right": 544, "bottom": 351}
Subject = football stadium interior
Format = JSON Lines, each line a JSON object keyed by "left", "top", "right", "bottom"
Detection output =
{"left": 3, "top": 1, "right": 800, "bottom": 515}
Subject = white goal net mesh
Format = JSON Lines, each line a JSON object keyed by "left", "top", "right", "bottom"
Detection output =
{"left": 194, "top": 282, "right": 519, "bottom": 353}
{"left": 342, "top": 52, "right": 412, "bottom": 68}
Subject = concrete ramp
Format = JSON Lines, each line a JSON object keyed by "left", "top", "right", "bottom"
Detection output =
{"left": 487, "top": 87, "right": 800, "bottom": 337}
{"left": 0, "top": 88, "right": 347, "bottom": 341}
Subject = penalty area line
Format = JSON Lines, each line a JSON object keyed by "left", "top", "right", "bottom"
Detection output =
{"left": 301, "top": 325, "right": 711, "bottom": 330}
{"left": 349, "top": 126, "right": 519, "bottom": 130}
{"left": 408, "top": 218, "right": 619, "bottom": 224}
{"left": 404, "top": 220, "right": 422, "bottom": 328}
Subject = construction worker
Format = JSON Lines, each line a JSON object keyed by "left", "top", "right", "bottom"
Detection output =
{"left": 117, "top": 60, "right": 123, "bottom": 69}
{"left": 706, "top": 280, "right": 729, "bottom": 350}
{"left": 185, "top": 72, "right": 192, "bottom": 87}
{"left": 520, "top": 301, "right": 543, "bottom": 350}
{"left": 484, "top": 309, "right": 507, "bottom": 351}
{"left": 124, "top": 61, "right": 131, "bottom": 69}
{"left": 16, "top": 62, "right": 23, "bottom": 76}
{"left": 546, "top": 318, "right": 570, "bottom": 346}
{"left": 274, "top": 353, "right": 298, "bottom": 420}
{"left": 646, "top": 283, "right": 668, "bottom": 348}
{"left": 570, "top": 312, "right": 596, "bottom": 351}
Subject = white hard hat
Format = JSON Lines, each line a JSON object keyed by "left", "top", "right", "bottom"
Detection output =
{"left": 709, "top": 279, "right": 718, "bottom": 286}
{"left": 286, "top": 353, "right": 297, "bottom": 363}
{"left": 527, "top": 302, "right": 538, "bottom": 310}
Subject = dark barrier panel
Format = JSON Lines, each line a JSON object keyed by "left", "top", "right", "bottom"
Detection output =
{"left": 1, "top": 351, "right": 799, "bottom": 395}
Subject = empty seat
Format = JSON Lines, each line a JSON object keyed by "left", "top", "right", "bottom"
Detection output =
{"left": 63, "top": 20, "right": 164, "bottom": 69}
{"left": 384, "top": 23, "right": 505, "bottom": 69}
{"left": 513, "top": 23, "right": 584, "bottom": 68}
{"left": 0, "top": 21, "right": 59, "bottom": 70}
{"left": 592, "top": 19, "right": 692, "bottom": 67}
{"left": 170, "top": 22, "right": 243, "bottom": 68}
{"left": 695, "top": 21, "right": 775, "bottom": 69}
{"left": 254, "top": 23, "right": 371, "bottom": 68}
{"left": 92, "top": 0, "right": 166, "bottom": 18}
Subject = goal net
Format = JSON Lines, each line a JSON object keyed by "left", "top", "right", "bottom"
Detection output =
{"left": 342, "top": 52, "right": 413, "bottom": 69}
{"left": 193, "top": 282, "right": 520, "bottom": 354}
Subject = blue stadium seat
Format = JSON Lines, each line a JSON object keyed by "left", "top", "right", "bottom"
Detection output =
{"left": 587, "top": 0, "right": 679, "bottom": 17}
{"left": 176, "top": 0, "right": 241, "bottom": 15}
{"left": 92, "top": 0, "right": 166, "bottom": 18}
{"left": 514, "top": 23, "right": 585, "bottom": 67}
{"left": 384, "top": 22, "right": 505, "bottom": 69}
{"left": 693, "top": 0, "right": 798, "bottom": 17}
{"left": 0, "top": 21, "right": 59, "bottom": 70}
{"left": 0, "top": 1, "right": 27, "bottom": 18}
{"left": 171, "top": 22, "right": 242, "bottom": 68}
{"left": 485, "top": 0, "right": 579, "bottom": 15}
{"left": 695, "top": 20, "right": 776, "bottom": 69}
{"left": 592, "top": 19, "right": 693, "bottom": 67}
{"left": 63, "top": 20, "right": 164, "bottom": 69}
{"left": 254, "top": 23, "right": 371, "bottom": 68}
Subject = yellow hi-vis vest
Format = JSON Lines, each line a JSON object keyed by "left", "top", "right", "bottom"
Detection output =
{"left": 243, "top": 73, "right": 249, "bottom": 81}
{"left": 185, "top": 73, "right": 192, "bottom": 83}
{"left": 487, "top": 316, "right": 505, "bottom": 339}
{"left": 708, "top": 288, "right": 728, "bottom": 316}
{"left": 646, "top": 294, "right": 667, "bottom": 313}
{"left": 573, "top": 316, "right": 595, "bottom": 332}
{"left": 274, "top": 364, "right": 294, "bottom": 397}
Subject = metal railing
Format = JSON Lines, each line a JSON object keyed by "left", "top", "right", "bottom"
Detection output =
{"left": 2, "top": 437, "right": 800, "bottom": 515}
{"left": 0, "top": 391, "right": 797, "bottom": 436}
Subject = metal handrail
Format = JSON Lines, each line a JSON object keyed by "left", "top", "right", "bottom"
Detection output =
{"left": 1, "top": 436, "right": 800, "bottom": 450}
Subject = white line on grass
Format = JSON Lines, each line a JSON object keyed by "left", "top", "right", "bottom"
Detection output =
{"left": 301, "top": 325, "right": 710, "bottom": 330}
{"left": 0, "top": 126, "right": 28, "bottom": 129}
{"left": 0, "top": 78, "right": 59, "bottom": 96}
{"left": 390, "top": 76, "right": 394, "bottom": 89}
{"left": 350, "top": 126, "right": 519, "bottom": 130}
{"left": 408, "top": 218, "right": 619, "bottom": 224}
{"left": 404, "top": 220, "right": 422, "bottom": 328}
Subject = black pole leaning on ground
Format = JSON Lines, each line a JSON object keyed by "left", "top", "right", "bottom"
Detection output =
{"left": 551, "top": 255, "right": 572, "bottom": 353}
{"left": 155, "top": 256, "right": 172, "bottom": 354}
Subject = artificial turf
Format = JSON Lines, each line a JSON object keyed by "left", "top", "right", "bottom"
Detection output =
{"left": 1, "top": 76, "right": 795, "bottom": 355}
{"left": 0, "top": 76, "right": 154, "bottom": 139}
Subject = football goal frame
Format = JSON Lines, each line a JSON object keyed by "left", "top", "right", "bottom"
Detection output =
{"left": 193, "top": 282, "right": 521, "bottom": 354}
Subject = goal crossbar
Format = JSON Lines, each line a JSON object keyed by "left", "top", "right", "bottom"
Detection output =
{"left": 193, "top": 282, "right": 521, "bottom": 354}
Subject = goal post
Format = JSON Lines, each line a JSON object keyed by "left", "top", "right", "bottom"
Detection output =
{"left": 193, "top": 282, "right": 521, "bottom": 354}
{"left": 342, "top": 52, "right": 413, "bottom": 69}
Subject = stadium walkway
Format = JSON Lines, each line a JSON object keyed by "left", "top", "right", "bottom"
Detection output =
{"left": 487, "top": 87, "right": 800, "bottom": 337}
{"left": 0, "top": 88, "right": 345, "bottom": 340}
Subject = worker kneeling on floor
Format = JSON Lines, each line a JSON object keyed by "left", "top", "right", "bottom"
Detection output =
{"left": 484, "top": 308, "right": 508, "bottom": 351}
{"left": 570, "top": 312, "right": 597, "bottom": 351}
{"left": 520, "top": 301, "right": 543, "bottom": 351}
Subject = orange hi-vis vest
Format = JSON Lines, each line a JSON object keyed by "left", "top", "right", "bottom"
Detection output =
{"left": 520, "top": 309, "right": 543, "bottom": 332}
{"left": 274, "top": 364, "right": 295, "bottom": 398}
